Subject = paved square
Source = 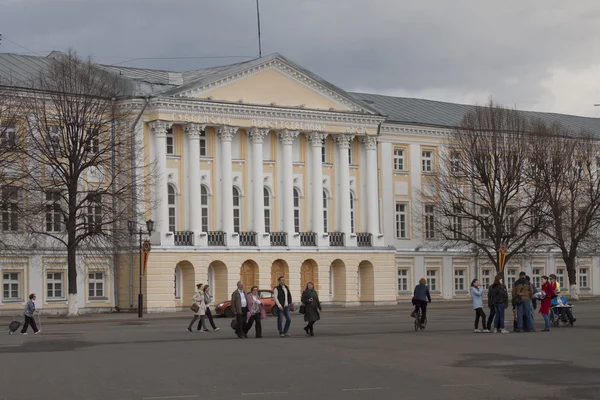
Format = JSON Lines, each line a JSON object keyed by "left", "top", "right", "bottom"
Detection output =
{"left": 1, "top": 301, "right": 599, "bottom": 400}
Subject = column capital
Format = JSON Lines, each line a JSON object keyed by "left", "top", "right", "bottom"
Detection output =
{"left": 277, "top": 129, "right": 299, "bottom": 145}
{"left": 308, "top": 132, "right": 328, "bottom": 147}
{"left": 249, "top": 127, "right": 270, "bottom": 143}
{"left": 334, "top": 134, "right": 355, "bottom": 149}
{"left": 360, "top": 135, "right": 378, "bottom": 150}
{"left": 216, "top": 125, "right": 239, "bottom": 142}
{"left": 184, "top": 123, "right": 205, "bottom": 139}
{"left": 149, "top": 120, "right": 173, "bottom": 138}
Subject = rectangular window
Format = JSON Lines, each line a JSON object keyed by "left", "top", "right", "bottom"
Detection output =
{"left": 453, "top": 206, "right": 463, "bottom": 240}
{"left": 46, "top": 126, "right": 61, "bottom": 148}
{"left": 321, "top": 142, "right": 327, "bottom": 164}
{"left": 454, "top": 269, "right": 465, "bottom": 291}
{"left": 424, "top": 205, "right": 435, "bottom": 239}
{"left": 479, "top": 207, "right": 490, "bottom": 239}
{"left": 579, "top": 268, "right": 589, "bottom": 289}
{"left": 1, "top": 124, "right": 17, "bottom": 149}
{"left": 393, "top": 148, "right": 405, "bottom": 171}
{"left": 451, "top": 151, "right": 461, "bottom": 174}
{"left": 397, "top": 269, "right": 409, "bottom": 293}
{"left": 199, "top": 129, "right": 207, "bottom": 157}
{"left": 86, "top": 194, "right": 102, "bottom": 233}
{"left": 86, "top": 128, "right": 100, "bottom": 154}
{"left": 532, "top": 268, "right": 542, "bottom": 289}
{"left": 2, "top": 272, "right": 20, "bottom": 300}
{"left": 395, "top": 203, "right": 407, "bottom": 239}
{"left": 506, "top": 268, "right": 517, "bottom": 290}
{"left": 422, "top": 150, "right": 433, "bottom": 172}
{"left": 481, "top": 269, "right": 492, "bottom": 290}
{"left": 1, "top": 187, "right": 19, "bottom": 232}
{"left": 426, "top": 269, "right": 437, "bottom": 291}
{"left": 88, "top": 272, "right": 105, "bottom": 298}
{"left": 166, "top": 128, "right": 174, "bottom": 155}
{"left": 46, "top": 272, "right": 64, "bottom": 299}
{"left": 556, "top": 268, "right": 565, "bottom": 289}
{"left": 505, "top": 207, "right": 516, "bottom": 236}
{"left": 348, "top": 142, "right": 354, "bottom": 165}
{"left": 46, "top": 191, "right": 62, "bottom": 232}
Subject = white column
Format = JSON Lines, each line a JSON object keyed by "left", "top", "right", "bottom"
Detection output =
{"left": 335, "top": 134, "right": 354, "bottom": 245}
{"left": 362, "top": 136, "right": 381, "bottom": 244}
{"left": 185, "top": 124, "right": 203, "bottom": 243}
{"left": 277, "top": 130, "right": 299, "bottom": 238}
{"left": 249, "top": 128, "right": 270, "bottom": 246}
{"left": 309, "top": 132, "right": 327, "bottom": 246}
{"left": 217, "top": 125, "right": 238, "bottom": 246}
{"left": 149, "top": 120, "right": 173, "bottom": 246}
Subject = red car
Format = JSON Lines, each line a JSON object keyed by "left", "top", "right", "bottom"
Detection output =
{"left": 214, "top": 289, "right": 278, "bottom": 317}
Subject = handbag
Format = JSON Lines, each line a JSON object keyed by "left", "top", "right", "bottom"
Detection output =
{"left": 230, "top": 318, "right": 238, "bottom": 330}
{"left": 299, "top": 304, "right": 306, "bottom": 314}
{"left": 190, "top": 303, "right": 200, "bottom": 313}
{"left": 511, "top": 295, "right": 523, "bottom": 307}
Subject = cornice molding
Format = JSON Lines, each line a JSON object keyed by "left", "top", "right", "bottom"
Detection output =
{"left": 381, "top": 123, "right": 451, "bottom": 138}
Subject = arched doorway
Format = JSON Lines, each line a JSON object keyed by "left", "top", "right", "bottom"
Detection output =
{"left": 271, "top": 259, "right": 289, "bottom": 289}
{"left": 300, "top": 259, "right": 318, "bottom": 292}
{"left": 329, "top": 259, "right": 346, "bottom": 302}
{"left": 207, "top": 260, "right": 227, "bottom": 304}
{"left": 175, "top": 261, "right": 195, "bottom": 305}
{"left": 358, "top": 260, "right": 375, "bottom": 302}
{"left": 240, "top": 259, "right": 259, "bottom": 291}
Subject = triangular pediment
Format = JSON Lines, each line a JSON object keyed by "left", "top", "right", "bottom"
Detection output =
{"left": 161, "top": 54, "right": 377, "bottom": 114}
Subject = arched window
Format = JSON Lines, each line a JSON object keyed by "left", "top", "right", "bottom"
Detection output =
{"left": 323, "top": 190, "right": 329, "bottom": 233}
{"left": 233, "top": 186, "right": 241, "bottom": 233}
{"left": 167, "top": 184, "right": 176, "bottom": 232}
{"left": 350, "top": 192, "right": 355, "bottom": 233}
{"left": 293, "top": 188, "right": 301, "bottom": 233}
{"left": 201, "top": 185, "right": 209, "bottom": 232}
{"left": 174, "top": 265, "right": 182, "bottom": 299}
{"left": 264, "top": 187, "right": 271, "bottom": 233}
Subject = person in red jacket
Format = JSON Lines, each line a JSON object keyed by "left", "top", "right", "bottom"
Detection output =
{"left": 539, "top": 276, "right": 555, "bottom": 332}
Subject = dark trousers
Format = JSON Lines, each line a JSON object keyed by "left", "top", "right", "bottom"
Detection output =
{"left": 202, "top": 307, "right": 218, "bottom": 330}
{"left": 235, "top": 307, "right": 247, "bottom": 337}
{"left": 413, "top": 300, "right": 427, "bottom": 323}
{"left": 244, "top": 313, "right": 262, "bottom": 338}
{"left": 306, "top": 321, "right": 315, "bottom": 333}
{"left": 486, "top": 306, "right": 496, "bottom": 330}
{"left": 475, "top": 307, "right": 487, "bottom": 330}
{"left": 21, "top": 315, "right": 38, "bottom": 333}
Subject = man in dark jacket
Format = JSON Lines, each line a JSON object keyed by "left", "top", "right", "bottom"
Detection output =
{"left": 486, "top": 286, "right": 496, "bottom": 331}
{"left": 512, "top": 272, "right": 534, "bottom": 332}
{"left": 231, "top": 281, "right": 248, "bottom": 339}
{"left": 411, "top": 278, "right": 431, "bottom": 325}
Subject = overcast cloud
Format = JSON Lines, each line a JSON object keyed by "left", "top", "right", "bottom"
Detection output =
{"left": 1, "top": 0, "right": 600, "bottom": 116}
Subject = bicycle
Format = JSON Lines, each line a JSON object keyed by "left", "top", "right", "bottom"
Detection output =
{"left": 414, "top": 306, "right": 427, "bottom": 331}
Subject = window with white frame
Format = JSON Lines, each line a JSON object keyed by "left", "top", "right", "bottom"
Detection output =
{"left": 451, "top": 151, "right": 461, "bottom": 174}
{"left": 293, "top": 188, "right": 300, "bottom": 233}
{"left": 2, "top": 186, "right": 19, "bottom": 232}
{"left": 348, "top": 141, "right": 354, "bottom": 165}
{"left": 199, "top": 128, "right": 207, "bottom": 157}
{"left": 426, "top": 269, "right": 438, "bottom": 291}
{"left": 233, "top": 186, "right": 241, "bottom": 233}
{"left": 425, "top": 205, "right": 435, "bottom": 239}
{"left": 166, "top": 127, "right": 175, "bottom": 155}
{"left": 422, "top": 150, "right": 433, "bottom": 172}
{"left": 481, "top": 269, "right": 492, "bottom": 290}
{"left": 532, "top": 268, "right": 542, "bottom": 289}
{"left": 479, "top": 207, "right": 490, "bottom": 239}
{"left": 506, "top": 268, "right": 517, "bottom": 290}
{"left": 397, "top": 269, "right": 410, "bottom": 293}
{"left": 2, "top": 272, "right": 20, "bottom": 300}
{"left": 395, "top": 203, "right": 407, "bottom": 239}
{"left": 46, "top": 125, "right": 61, "bottom": 149}
{"left": 1, "top": 123, "right": 17, "bottom": 149}
{"left": 88, "top": 272, "right": 105, "bottom": 298}
{"left": 453, "top": 206, "right": 463, "bottom": 239}
{"left": 321, "top": 141, "right": 328, "bottom": 163}
{"left": 85, "top": 193, "right": 102, "bottom": 233}
{"left": 264, "top": 187, "right": 271, "bottom": 233}
{"left": 168, "top": 184, "right": 176, "bottom": 232}
{"left": 200, "top": 185, "right": 209, "bottom": 232}
{"left": 579, "top": 268, "right": 589, "bottom": 289}
{"left": 46, "top": 191, "right": 62, "bottom": 232}
{"left": 393, "top": 148, "right": 405, "bottom": 171}
{"left": 323, "top": 190, "right": 329, "bottom": 232}
{"left": 556, "top": 268, "right": 565, "bottom": 289}
{"left": 505, "top": 207, "right": 516, "bottom": 237}
{"left": 86, "top": 128, "right": 100, "bottom": 154}
{"left": 454, "top": 269, "right": 465, "bottom": 291}
{"left": 350, "top": 192, "right": 356, "bottom": 233}
{"left": 46, "top": 272, "right": 64, "bottom": 299}
{"left": 174, "top": 266, "right": 182, "bottom": 299}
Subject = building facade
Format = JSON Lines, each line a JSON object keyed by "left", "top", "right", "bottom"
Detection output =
{"left": 0, "top": 52, "right": 598, "bottom": 315}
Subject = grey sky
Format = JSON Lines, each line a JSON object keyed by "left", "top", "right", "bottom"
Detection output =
{"left": 1, "top": 0, "right": 600, "bottom": 116}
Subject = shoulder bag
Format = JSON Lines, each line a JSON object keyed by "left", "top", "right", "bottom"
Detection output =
{"left": 190, "top": 303, "right": 200, "bottom": 313}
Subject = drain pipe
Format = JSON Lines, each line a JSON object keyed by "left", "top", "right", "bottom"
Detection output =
{"left": 129, "top": 97, "right": 150, "bottom": 308}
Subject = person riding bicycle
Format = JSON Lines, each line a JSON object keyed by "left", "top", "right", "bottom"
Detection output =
{"left": 410, "top": 278, "right": 431, "bottom": 326}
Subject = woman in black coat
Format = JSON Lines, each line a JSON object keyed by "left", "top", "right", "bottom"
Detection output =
{"left": 301, "top": 282, "right": 322, "bottom": 337}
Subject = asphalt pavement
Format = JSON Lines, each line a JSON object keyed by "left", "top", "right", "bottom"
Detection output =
{"left": 1, "top": 301, "right": 599, "bottom": 400}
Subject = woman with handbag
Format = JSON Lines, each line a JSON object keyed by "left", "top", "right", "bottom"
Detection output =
{"left": 201, "top": 285, "right": 220, "bottom": 332}
{"left": 244, "top": 286, "right": 266, "bottom": 338}
{"left": 301, "top": 282, "right": 322, "bottom": 337}
{"left": 539, "top": 276, "right": 554, "bottom": 332}
{"left": 187, "top": 283, "right": 206, "bottom": 333}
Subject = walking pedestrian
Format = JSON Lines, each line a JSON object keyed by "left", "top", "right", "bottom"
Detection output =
{"left": 470, "top": 279, "right": 489, "bottom": 333}
{"left": 512, "top": 272, "right": 534, "bottom": 332}
{"left": 489, "top": 275, "right": 509, "bottom": 334}
{"left": 202, "top": 285, "right": 220, "bottom": 332}
{"left": 301, "top": 282, "right": 322, "bottom": 337}
{"left": 274, "top": 276, "right": 293, "bottom": 338}
{"left": 21, "top": 293, "right": 41, "bottom": 335}
{"left": 539, "top": 276, "right": 554, "bottom": 332}
{"left": 244, "top": 286, "right": 266, "bottom": 338}
{"left": 187, "top": 284, "right": 206, "bottom": 333}
{"left": 231, "top": 281, "right": 248, "bottom": 339}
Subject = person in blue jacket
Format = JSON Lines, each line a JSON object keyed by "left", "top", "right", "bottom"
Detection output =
{"left": 410, "top": 278, "right": 431, "bottom": 326}
{"left": 470, "top": 279, "right": 489, "bottom": 333}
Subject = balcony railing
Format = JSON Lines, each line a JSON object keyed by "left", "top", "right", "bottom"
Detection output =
{"left": 207, "top": 231, "right": 226, "bottom": 246}
{"left": 239, "top": 231, "right": 257, "bottom": 246}
{"left": 357, "top": 232, "right": 373, "bottom": 247}
{"left": 300, "top": 232, "right": 317, "bottom": 246}
{"left": 270, "top": 232, "right": 288, "bottom": 246}
{"left": 329, "top": 232, "right": 345, "bottom": 247}
{"left": 174, "top": 231, "right": 194, "bottom": 246}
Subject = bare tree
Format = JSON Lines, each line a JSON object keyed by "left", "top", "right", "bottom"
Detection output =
{"left": 431, "top": 102, "right": 543, "bottom": 273}
{"left": 529, "top": 121, "right": 600, "bottom": 299}
{"left": 16, "top": 50, "right": 154, "bottom": 315}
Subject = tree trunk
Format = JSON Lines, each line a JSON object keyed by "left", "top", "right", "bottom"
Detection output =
{"left": 67, "top": 185, "right": 78, "bottom": 316}
{"left": 566, "top": 263, "right": 579, "bottom": 300}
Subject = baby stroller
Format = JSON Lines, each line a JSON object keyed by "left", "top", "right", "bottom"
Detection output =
{"left": 550, "top": 296, "right": 574, "bottom": 327}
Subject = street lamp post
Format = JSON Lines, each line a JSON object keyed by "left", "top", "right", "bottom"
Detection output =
{"left": 128, "top": 219, "right": 154, "bottom": 318}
